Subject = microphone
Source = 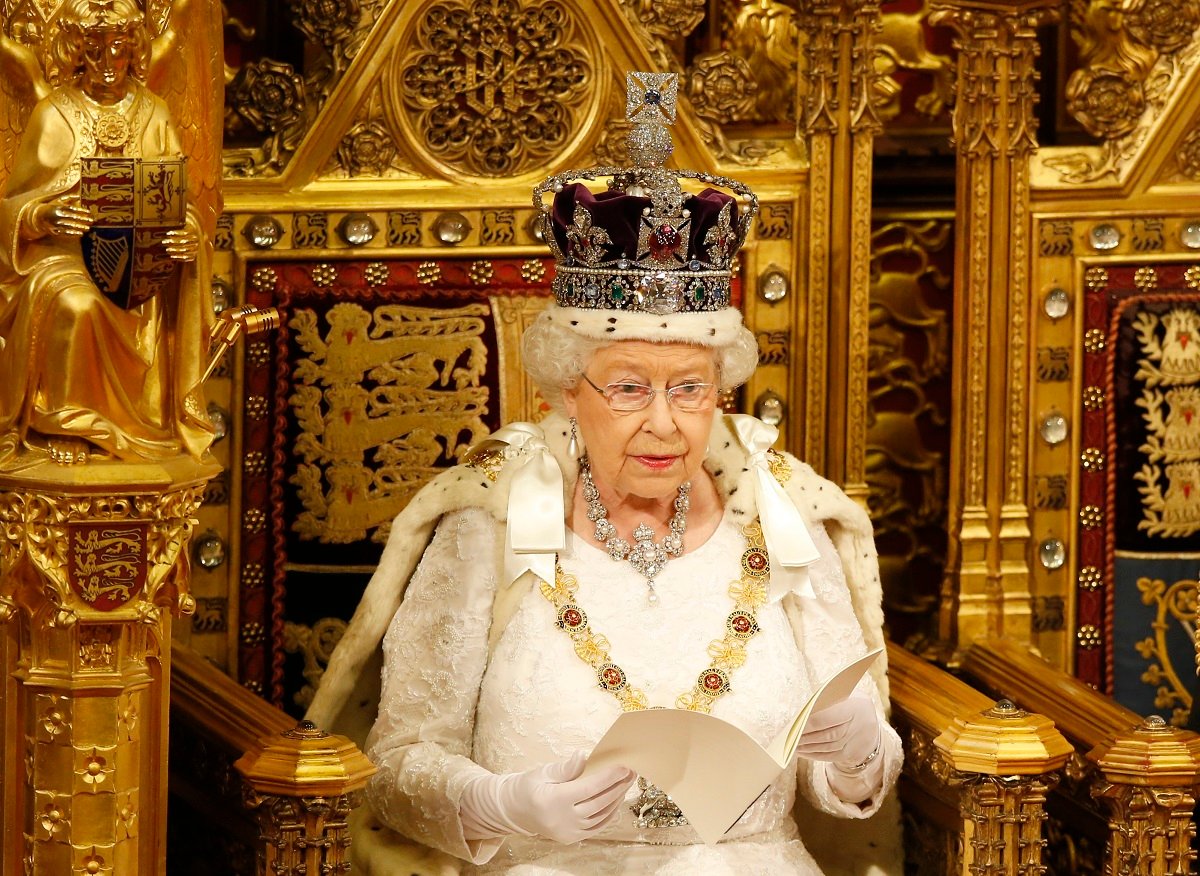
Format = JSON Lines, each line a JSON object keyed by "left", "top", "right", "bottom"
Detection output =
{"left": 202, "top": 305, "right": 280, "bottom": 382}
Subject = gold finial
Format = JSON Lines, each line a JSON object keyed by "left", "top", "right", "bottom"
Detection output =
{"left": 282, "top": 719, "right": 331, "bottom": 740}
{"left": 984, "top": 698, "right": 1028, "bottom": 719}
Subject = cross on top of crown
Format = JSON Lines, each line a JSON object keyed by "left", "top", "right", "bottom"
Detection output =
{"left": 626, "top": 72, "right": 678, "bottom": 126}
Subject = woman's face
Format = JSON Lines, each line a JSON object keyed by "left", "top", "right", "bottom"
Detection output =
{"left": 564, "top": 341, "right": 719, "bottom": 503}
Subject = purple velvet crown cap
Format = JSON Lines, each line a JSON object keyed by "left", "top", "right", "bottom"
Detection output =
{"left": 550, "top": 182, "right": 740, "bottom": 268}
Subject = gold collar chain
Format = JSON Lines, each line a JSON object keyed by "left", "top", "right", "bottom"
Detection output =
{"left": 539, "top": 519, "right": 771, "bottom": 714}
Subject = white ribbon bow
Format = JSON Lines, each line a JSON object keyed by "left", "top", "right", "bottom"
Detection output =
{"left": 480, "top": 423, "right": 565, "bottom": 587}
{"left": 728, "top": 415, "right": 820, "bottom": 599}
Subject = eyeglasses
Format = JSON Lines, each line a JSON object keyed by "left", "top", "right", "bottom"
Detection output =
{"left": 581, "top": 373, "right": 717, "bottom": 412}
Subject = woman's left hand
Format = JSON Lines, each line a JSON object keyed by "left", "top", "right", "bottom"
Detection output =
{"left": 793, "top": 694, "right": 881, "bottom": 769}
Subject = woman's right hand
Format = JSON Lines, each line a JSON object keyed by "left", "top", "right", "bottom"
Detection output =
{"left": 460, "top": 752, "right": 636, "bottom": 845}
{"left": 27, "top": 199, "right": 92, "bottom": 239}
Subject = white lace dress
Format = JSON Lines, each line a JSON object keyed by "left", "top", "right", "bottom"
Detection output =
{"left": 364, "top": 506, "right": 900, "bottom": 875}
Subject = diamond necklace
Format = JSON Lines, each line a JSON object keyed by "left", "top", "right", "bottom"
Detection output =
{"left": 579, "top": 456, "right": 690, "bottom": 605}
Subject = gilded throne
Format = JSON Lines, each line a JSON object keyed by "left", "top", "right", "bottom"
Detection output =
{"left": 3, "top": 0, "right": 1200, "bottom": 874}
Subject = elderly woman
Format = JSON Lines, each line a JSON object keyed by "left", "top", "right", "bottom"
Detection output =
{"left": 306, "top": 74, "right": 900, "bottom": 875}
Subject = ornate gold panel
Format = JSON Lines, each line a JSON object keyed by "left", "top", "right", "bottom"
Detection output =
{"left": 0, "top": 467, "right": 210, "bottom": 874}
{"left": 385, "top": 0, "right": 602, "bottom": 180}
{"left": 876, "top": 5, "right": 955, "bottom": 125}
{"left": 1064, "top": 0, "right": 1199, "bottom": 141}
{"left": 1034, "top": 11, "right": 1200, "bottom": 187}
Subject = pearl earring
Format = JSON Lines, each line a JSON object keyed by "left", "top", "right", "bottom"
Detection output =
{"left": 568, "top": 417, "right": 580, "bottom": 457}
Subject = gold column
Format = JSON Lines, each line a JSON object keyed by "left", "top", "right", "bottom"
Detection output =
{"left": 929, "top": 0, "right": 1059, "bottom": 649}
{"left": 936, "top": 699, "right": 1073, "bottom": 875}
{"left": 235, "top": 720, "right": 376, "bottom": 876}
{"left": 0, "top": 460, "right": 216, "bottom": 875}
{"left": 1091, "top": 717, "right": 1200, "bottom": 875}
{"left": 799, "top": 0, "right": 881, "bottom": 501}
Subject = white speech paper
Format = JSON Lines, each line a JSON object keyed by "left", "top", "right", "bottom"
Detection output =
{"left": 584, "top": 647, "right": 883, "bottom": 844}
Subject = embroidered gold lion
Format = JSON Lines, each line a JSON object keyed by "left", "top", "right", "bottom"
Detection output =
{"left": 1133, "top": 307, "right": 1200, "bottom": 537}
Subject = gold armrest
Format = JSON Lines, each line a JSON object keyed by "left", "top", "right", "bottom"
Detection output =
{"left": 171, "top": 646, "right": 374, "bottom": 875}
{"left": 171, "top": 644, "right": 295, "bottom": 750}
{"left": 889, "top": 641, "right": 994, "bottom": 736}
{"left": 963, "top": 638, "right": 1200, "bottom": 876}
{"left": 888, "top": 642, "right": 1072, "bottom": 876}
{"left": 960, "top": 638, "right": 1139, "bottom": 749}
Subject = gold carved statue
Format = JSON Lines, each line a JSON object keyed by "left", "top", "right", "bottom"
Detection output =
{"left": 0, "top": 0, "right": 216, "bottom": 469}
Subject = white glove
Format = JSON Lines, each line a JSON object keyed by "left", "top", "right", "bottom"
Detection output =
{"left": 460, "top": 752, "right": 636, "bottom": 845}
{"left": 797, "top": 694, "right": 886, "bottom": 805}
{"left": 793, "top": 694, "right": 882, "bottom": 769}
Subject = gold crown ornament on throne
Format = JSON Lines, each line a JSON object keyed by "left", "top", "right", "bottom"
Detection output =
{"left": 533, "top": 72, "right": 758, "bottom": 346}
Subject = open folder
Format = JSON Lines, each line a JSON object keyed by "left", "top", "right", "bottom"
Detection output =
{"left": 583, "top": 647, "right": 884, "bottom": 844}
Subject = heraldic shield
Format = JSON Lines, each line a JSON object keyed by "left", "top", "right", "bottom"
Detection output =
{"left": 80, "top": 156, "right": 188, "bottom": 309}
{"left": 68, "top": 521, "right": 150, "bottom": 611}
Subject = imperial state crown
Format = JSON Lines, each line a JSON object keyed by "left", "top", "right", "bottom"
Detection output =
{"left": 534, "top": 72, "right": 758, "bottom": 318}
